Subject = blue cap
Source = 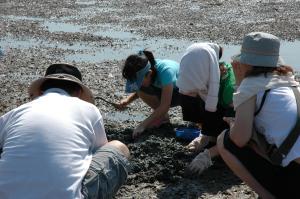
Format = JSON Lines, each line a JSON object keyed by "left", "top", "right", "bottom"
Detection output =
{"left": 125, "top": 63, "right": 151, "bottom": 93}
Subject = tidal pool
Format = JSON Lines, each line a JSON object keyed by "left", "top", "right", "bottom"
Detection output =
{"left": 1, "top": 19, "right": 299, "bottom": 69}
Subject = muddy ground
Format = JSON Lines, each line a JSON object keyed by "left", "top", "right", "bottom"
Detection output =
{"left": 1, "top": 0, "right": 300, "bottom": 198}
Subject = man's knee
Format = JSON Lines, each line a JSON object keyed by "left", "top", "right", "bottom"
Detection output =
{"left": 85, "top": 141, "right": 130, "bottom": 199}
{"left": 106, "top": 140, "right": 130, "bottom": 158}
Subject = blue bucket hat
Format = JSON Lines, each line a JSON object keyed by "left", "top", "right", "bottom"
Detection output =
{"left": 125, "top": 62, "right": 151, "bottom": 93}
{"left": 232, "top": 32, "right": 284, "bottom": 67}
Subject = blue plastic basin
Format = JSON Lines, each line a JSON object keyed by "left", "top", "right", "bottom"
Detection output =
{"left": 175, "top": 127, "right": 201, "bottom": 141}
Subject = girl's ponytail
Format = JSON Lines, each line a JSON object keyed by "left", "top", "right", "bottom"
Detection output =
{"left": 142, "top": 50, "right": 157, "bottom": 83}
{"left": 143, "top": 50, "right": 156, "bottom": 69}
{"left": 122, "top": 50, "right": 157, "bottom": 82}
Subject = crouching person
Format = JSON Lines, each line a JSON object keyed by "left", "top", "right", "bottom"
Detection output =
{"left": 217, "top": 32, "right": 300, "bottom": 199}
{"left": 177, "top": 42, "right": 235, "bottom": 175}
{"left": 0, "top": 63, "right": 130, "bottom": 199}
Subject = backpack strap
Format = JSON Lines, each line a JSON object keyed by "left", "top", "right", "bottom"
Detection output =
{"left": 277, "top": 87, "right": 300, "bottom": 158}
{"left": 254, "top": 89, "right": 271, "bottom": 116}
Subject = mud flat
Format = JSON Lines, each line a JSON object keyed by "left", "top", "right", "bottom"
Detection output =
{"left": 1, "top": 0, "right": 300, "bottom": 198}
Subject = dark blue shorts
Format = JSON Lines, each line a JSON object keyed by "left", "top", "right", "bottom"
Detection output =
{"left": 140, "top": 85, "right": 181, "bottom": 107}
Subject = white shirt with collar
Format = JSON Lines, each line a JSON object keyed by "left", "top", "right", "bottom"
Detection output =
{"left": 0, "top": 88, "right": 107, "bottom": 199}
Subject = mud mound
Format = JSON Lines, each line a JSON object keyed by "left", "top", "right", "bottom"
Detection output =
{"left": 106, "top": 124, "right": 254, "bottom": 198}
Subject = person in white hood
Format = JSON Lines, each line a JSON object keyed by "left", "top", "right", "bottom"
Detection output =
{"left": 177, "top": 43, "right": 235, "bottom": 175}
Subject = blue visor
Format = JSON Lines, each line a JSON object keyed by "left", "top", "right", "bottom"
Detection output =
{"left": 125, "top": 63, "right": 151, "bottom": 93}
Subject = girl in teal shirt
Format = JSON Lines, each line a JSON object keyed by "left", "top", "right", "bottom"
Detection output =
{"left": 116, "top": 50, "right": 180, "bottom": 138}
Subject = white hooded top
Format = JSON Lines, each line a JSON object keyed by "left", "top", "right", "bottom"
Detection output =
{"left": 176, "top": 43, "right": 220, "bottom": 112}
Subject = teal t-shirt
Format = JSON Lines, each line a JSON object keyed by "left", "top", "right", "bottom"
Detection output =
{"left": 152, "top": 59, "right": 179, "bottom": 89}
{"left": 218, "top": 62, "right": 236, "bottom": 108}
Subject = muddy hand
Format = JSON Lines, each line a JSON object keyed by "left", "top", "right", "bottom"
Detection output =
{"left": 115, "top": 99, "right": 129, "bottom": 110}
{"left": 223, "top": 117, "right": 235, "bottom": 127}
{"left": 185, "top": 135, "right": 210, "bottom": 154}
{"left": 132, "top": 124, "right": 145, "bottom": 139}
{"left": 114, "top": 103, "right": 126, "bottom": 110}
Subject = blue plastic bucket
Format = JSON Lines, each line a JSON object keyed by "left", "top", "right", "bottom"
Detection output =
{"left": 175, "top": 127, "right": 201, "bottom": 141}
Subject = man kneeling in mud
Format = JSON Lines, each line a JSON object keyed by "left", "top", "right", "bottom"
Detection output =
{"left": 0, "top": 63, "right": 130, "bottom": 199}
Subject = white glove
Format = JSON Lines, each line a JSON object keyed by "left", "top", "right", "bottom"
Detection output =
{"left": 186, "top": 149, "right": 213, "bottom": 175}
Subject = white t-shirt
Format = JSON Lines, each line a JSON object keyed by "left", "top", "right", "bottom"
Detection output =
{"left": 255, "top": 87, "right": 300, "bottom": 166}
{"left": 0, "top": 88, "right": 108, "bottom": 199}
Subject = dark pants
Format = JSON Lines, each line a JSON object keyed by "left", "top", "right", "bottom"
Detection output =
{"left": 223, "top": 130, "right": 300, "bottom": 199}
{"left": 180, "top": 94, "right": 234, "bottom": 137}
{"left": 140, "top": 85, "right": 181, "bottom": 107}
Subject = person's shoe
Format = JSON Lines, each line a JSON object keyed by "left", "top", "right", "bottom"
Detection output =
{"left": 185, "top": 149, "right": 213, "bottom": 176}
{"left": 185, "top": 135, "right": 215, "bottom": 154}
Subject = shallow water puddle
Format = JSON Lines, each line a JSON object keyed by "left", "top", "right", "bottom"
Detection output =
{"left": 93, "top": 29, "right": 138, "bottom": 40}
{"left": 40, "top": 21, "right": 300, "bottom": 66}
{"left": 66, "top": 37, "right": 300, "bottom": 70}
{"left": 75, "top": 0, "right": 97, "bottom": 6}
{"left": 0, "top": 37, "right": 91, "bottom": 51}
{"left": 1, "top": 22, "right": 299, "bottom": 69}
{"left": 43, "top": 20, "right": 138, "bottom": 40}
{"left": 44, "top": 21, "right": 85, "bottom": 33}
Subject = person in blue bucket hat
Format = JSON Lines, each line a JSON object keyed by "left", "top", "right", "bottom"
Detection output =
{"left": 217, "top": 32, "right": 300, "bottom": 199}
{"left": 116, "top": 50, "right": 180, "bottom": 138}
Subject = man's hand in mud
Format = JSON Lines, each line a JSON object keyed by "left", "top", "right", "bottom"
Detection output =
{"left": 115, "top": 99, "right": 129, "bottom": 110}
{"left": 132, "top": 124, "right": 146, "bottom": 139}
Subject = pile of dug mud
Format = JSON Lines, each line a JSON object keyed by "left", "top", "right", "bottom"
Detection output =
{"left": 108, "top": 123, "right": 249, "bottom": 198}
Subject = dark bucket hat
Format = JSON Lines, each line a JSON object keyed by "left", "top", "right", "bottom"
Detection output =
{"left": 232, "top": 32, "right": 284, "bottom": 67}
{"left": 28, "top": 63, "right": 94, "bottom": 104}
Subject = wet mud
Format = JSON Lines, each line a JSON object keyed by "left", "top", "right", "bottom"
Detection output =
{"left": 1, "top": 0, "right": 300, "bottom": 198}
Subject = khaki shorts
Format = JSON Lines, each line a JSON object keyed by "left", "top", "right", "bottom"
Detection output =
{"left": 82, "top": 145, "right": 130, "bottom": 199}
